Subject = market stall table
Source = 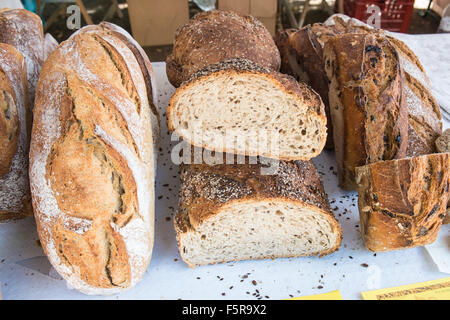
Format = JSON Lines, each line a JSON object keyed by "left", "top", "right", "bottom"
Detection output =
{"left": 0, "top": 32, "right": 449, "bottom": 300}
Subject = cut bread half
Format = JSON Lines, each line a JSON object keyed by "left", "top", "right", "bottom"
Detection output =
{"left": 167, "top": 58, "right": 327, "bottom": 161}
{"left": 175, "top": 160, "right": 342, "bottom": 268}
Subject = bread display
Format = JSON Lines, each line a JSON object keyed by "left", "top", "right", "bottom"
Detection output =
{"left": 166, "top": 10, "right": 281, "bottom": 88}
{"left": 167, "top": 58, "right": 327, "bottom": 161}
{"left": 0, "top": 43, "right": 31, "bottom": 221}
{"left": 0, "top": 8, "right": 44, "bottom": 104}
{"left": 355, "top": 153, "right": 449, "bottom": 252}
{"left": 30, "top": 25, "right": 156, "bottom": 295}
{"left": 175, "top": 160, "right": 342, "bottom": 268}
{"left": 323, "top": 33, "right": 408, "bottom": 190}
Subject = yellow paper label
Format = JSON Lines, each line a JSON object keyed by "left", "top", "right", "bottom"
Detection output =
{"left": 288, "top": 290, "right": 343, "bottom": 300}
{"left": 361, "top": 277, "right": 450, "bottom": 300}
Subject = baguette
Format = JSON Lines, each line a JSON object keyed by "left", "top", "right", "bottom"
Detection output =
{"left": 323, "top": 33, "right": 408, "bottom": 190}
{"left": 30, "top": 25, "right": 156, "bottom": 295}
{"left": 355, "top": 153, "right": 449, "bottom": 251}
{"left": 166, "top": 10, "right": 281, "bottom": 87}
{"left": 167, "top": 58, "right": 327, "bottom": 161}
{"left": 0, "top": 43, "right": 31, "bottom": 221}
{"left": 175, "top": 160, "right": 342, "bottom": 267}
{"left": 0, "top": 8, "right": 44, "bottom": 104}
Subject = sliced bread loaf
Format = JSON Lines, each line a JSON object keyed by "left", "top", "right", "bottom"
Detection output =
{"left": 175, "top": 160, "right": 342, "bottom": 267}
{"left": 323, "top": 33, "right": 408, "bottom": 190}
{"left": 355, "top": 153, "right": 449, "bottom": 252}
{"left": 167, "top": 58, "right": 327, "bottom": 161}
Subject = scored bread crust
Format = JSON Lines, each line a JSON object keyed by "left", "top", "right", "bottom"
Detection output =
{"left": 75, "top": 22, "right": 160, "bottom": 159}
{"left": 30, "top": 26, "right": 155, "bottom": 295}
{"left": 355, "top": 153, "right": 450, "bottom": 252}
{"left": 0, "top": 43, "right": 32, "bottom": 221}
{"left": 166, "top": 10, "right": 281, "bottom": 87}
{"left": 167, "top": 58, "right": 327, "bottom": 161}
{"left": 0, "top": 8, "right": 44, "bottom": 105}
{"left": 174, "top": 160, "right": 342, "bottom": 268}
{"left": 324, "top": 33, "right": 408, "bottom": 190}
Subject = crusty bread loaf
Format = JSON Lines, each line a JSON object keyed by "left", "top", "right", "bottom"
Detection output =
{"left": 166, "top": 10, "right": 281, "bottom": 87}
{"left": 323, "top": 14, "right": 442, "bottom": 157}
{"left": 175, "top": 160, "right": 342, "bottom": 267}
{"left": 435, "top": 128, "right": 450, "bottom": 224}
{"left": 355, "top": 153, "right": 449, "bottom": 252}
{"left": 43, "top": 33, "right": 58, "bottom": 61}
{"left": 0, "top": 43, "right": 31, "bottom": 221}
{"left": 323, "top": 33, "right": 408, "bottom": 190}
{"left": 75, "top": 21, "right": 160, "bottom": 161}
{"left": 275, "top": 25, "right": 338, "bottom": 149}
{"left": 167, "top": 58, "right": 327, "bottom": 161}
{"left": 0, "top": 8, "right": 44, "bottom": 104}
{"left": 30, "top": 24, "right": 156, "bottom": 295}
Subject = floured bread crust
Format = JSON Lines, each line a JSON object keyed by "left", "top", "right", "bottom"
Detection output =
{"left": 30, "top": 25, "right": 155, "bottom": 295}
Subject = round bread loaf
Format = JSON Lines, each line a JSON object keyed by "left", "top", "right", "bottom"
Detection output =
{"left": 166, "top": 10, "right": 281, "bottom": 87}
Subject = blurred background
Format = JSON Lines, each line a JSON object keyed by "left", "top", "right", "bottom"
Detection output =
{"left": 5, "top": 0, "right": 450, "bottom": 61}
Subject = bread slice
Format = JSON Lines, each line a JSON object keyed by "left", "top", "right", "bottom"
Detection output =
{"left": 167, "top": 58, "right": 327, "bottom": 161}
{"left": 323, "top": 33, "right": 408, "bottom": 190}
{"left": 174, "top": 160, "right": 342, "bottom": 267}
{"left": 355, "top": 153, "right": 450, "bottom": 252}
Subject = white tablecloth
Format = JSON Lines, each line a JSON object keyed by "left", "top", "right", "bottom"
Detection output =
{"left": 0, "top": 36, "right": 449, "bottom": 300}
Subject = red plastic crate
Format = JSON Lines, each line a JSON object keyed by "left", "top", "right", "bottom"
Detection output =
{"left": 341, "top": 0, "right": 414, "bottom": 33}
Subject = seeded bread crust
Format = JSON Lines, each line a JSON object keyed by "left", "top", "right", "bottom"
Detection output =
{"left": 355, "top": 153, "right": 450, "bottom": 252}
{"left": 30, "top": 26, "right": 155, "bottom": 295}
{"left": 175, "top": 160, "right": 342, "bottom": 267}
{"left": 166, "top": 10, "right": 281, "bottom": 87}
{"left": 0, "top": 8, "right": 44, "bottom": 105}
{"left": 0, "top": 44, "right": 31, "bottom": 221}
{"left": 167, "top": 58, "right": 327, "bottom": 160}
{"left": 324, "top": 33, "right": 408, "bottom": 190}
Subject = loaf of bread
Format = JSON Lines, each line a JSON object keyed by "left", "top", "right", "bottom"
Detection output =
{"left": 44, "top": 33, "right": 58, "bottom": 61}
{"left": 167, "top": 58, "right": 327, "bottom": 161}
{"left": 166, "top": 10, "right": 281, "bottom": 87}
{"left": 0, "top": 8, "right": 44, "bottom": 104}
{"left": 323, "top": 14, "right": 442, "bottom": 157}
{"left": 355, "top": 153, "right": 449, "bottom": 252}
{"left": 0, "top": 43, "right": 31, "bottom": 221}
{"left": 275, "top": 25, "right": 339, "bottom": 149}
{"left": 75, "top": 21, "right": 160, "bottom": 158}
{"left": 30, "top": 24, "right": 156, "bottom": 295}
{"left": 175, "top": 160, "right": 342, "bottom": 267}
{"left": 323, "top": 33, "right": 408, "bottom": 190}
{"left": 435, "top": 128, "right": 450, "bottom": 224}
